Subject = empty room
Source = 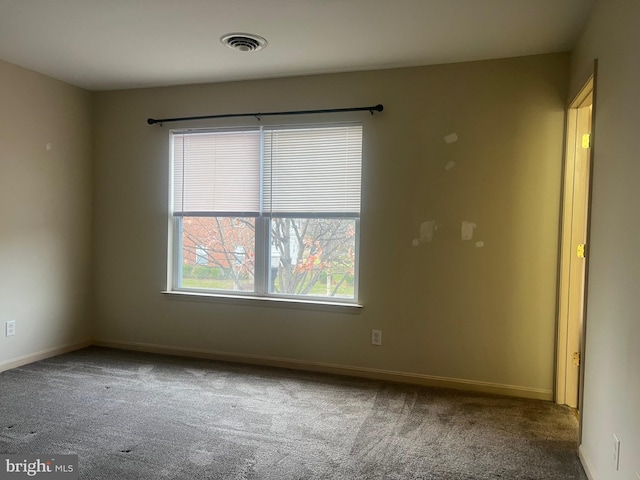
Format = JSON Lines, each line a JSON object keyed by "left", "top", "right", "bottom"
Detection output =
{"left": 0, "top": 1, "right": 638, "bottom": 479}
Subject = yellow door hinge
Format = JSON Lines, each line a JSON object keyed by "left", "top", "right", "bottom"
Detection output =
{"left": 581, "top": 133, "right": 591, "bottom": 149}
{"left": 572, "top": 352, "right": 581, "bottom": 366}
{"left": 577, "top": 244, "right": 587, "bottom": 258}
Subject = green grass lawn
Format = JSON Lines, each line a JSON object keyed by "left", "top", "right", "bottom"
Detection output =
{"left": 182, "top": 275, "right": 353, "bottom": 297}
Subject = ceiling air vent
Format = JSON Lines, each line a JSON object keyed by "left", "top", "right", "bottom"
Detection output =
{"left": 221, "top": 33, "right": 267, "bottom": 53}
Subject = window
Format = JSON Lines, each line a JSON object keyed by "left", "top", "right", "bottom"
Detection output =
{"left": 195, "top": 245, "right": 208, "bottom": 265}
{"left": 170, "top": 123, "right": 362, "bottom": 303}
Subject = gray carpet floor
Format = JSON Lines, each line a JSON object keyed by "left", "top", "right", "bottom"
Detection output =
{"left": 0, "top": 347, "right": 587, "bottom": 479}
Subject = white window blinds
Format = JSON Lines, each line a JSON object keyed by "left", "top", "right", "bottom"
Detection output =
{"left": 263, "top": 125, "right": 362, "bottom": 216}
{"left": 172, "top": 130, "right": 261, "bottom": 216}
{"left": 172, "top": 124, "right": 362, "bottom": 217}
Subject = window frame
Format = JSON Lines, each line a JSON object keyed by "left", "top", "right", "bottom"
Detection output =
{"left": 166, "top": 122, "right": 363, "bottom": 306}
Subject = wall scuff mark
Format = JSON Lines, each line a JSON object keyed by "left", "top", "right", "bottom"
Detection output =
{"left": 461, "top": 221, "right": 477, "bottom": 240}
{"left": 413, "top": 221, "right": 438, "bottom": 246}
{"left": 444, "top": 133, "right": 458, "bottom": 144}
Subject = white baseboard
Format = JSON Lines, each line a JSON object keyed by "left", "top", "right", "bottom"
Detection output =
{"left": 579, "top": 444, "right": 597, "bottom": 480}
{"left": 93, "top": 339, "right": 553, "bottom": 401}
{"left": 0, "top": 340, "right": 92, "bottom": 373}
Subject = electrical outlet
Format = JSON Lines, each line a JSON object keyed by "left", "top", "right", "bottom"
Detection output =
{"left": 5, "top": 320, "right": 16, "bottom": 337}
{"left": 613, "top": 434, "right": 620, "bottom": 471}
{"left": 371, "top": 329, "right": 382, "bottom": 346}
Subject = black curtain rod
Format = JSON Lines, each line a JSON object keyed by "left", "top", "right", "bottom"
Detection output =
{"left": 147, "top": 104, "right": 383, "bottom": 125}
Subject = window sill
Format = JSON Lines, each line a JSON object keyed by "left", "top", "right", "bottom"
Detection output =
{"left": 161, "top": 290, "right": 363, "bottom": 313}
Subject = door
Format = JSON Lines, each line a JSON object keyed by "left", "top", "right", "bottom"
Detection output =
{"left": 556, "top": 78, "right": 594, "bottom": 410}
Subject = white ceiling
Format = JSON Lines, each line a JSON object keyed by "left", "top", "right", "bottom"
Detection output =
{"left": 0, "top": 0, "right": 594, "bottom": 92}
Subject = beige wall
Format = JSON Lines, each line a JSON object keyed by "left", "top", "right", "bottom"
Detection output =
{"left": 0, "top": 60, "right": 93, "bottom": 367}
{"left": 571, "top": 1, "right": 640, "bottom": 478}
{"left": 92, "top": 52, "right": 569, "bottom": 397}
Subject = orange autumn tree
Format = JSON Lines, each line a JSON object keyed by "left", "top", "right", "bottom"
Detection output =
{"left": 270, "top": 218, "right": 356, "bottom": 297}
{"left": 181, "top": 217, "right": 255, "bottom": 291}
{"left": 182, "top": 217, "right": 356, "bottom": 297}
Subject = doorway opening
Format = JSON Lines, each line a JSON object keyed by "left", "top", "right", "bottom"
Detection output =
{"left": 556, "top": 75, "right": 595, "bottom": 418}
{"left": 556, "top": 75, "right": 595, "bottom": 415}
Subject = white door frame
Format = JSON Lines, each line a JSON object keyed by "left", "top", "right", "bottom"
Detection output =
{"left": 556, "top": 72, "right": 596, "bottom": 413}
